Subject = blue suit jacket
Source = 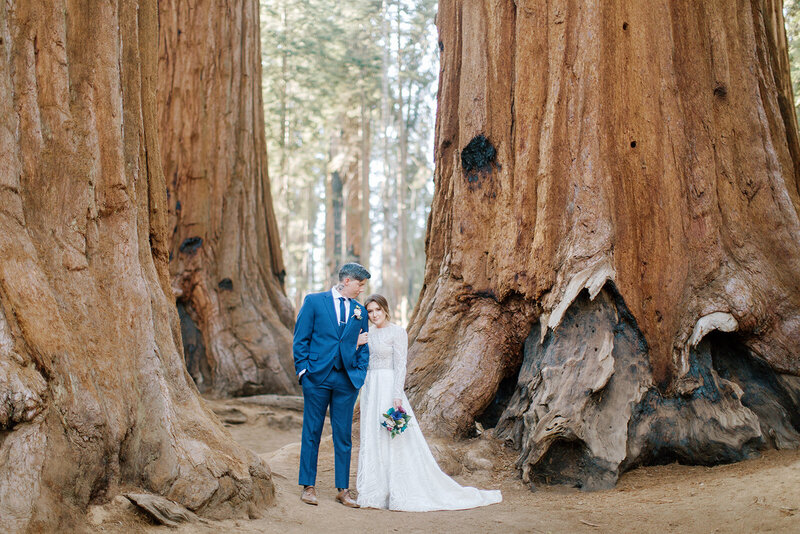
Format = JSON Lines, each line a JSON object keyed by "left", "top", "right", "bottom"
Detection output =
{"left": 293, "top": 291, "right": 370, "bottom": 389}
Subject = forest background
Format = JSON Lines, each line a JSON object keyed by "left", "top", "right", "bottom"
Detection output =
{"left": 260, "top": 0, "right": 437, "bottom": 323}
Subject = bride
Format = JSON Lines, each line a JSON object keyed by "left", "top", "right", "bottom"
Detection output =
{"left": 355, "top": 294, "right": 502, "bottom": 511}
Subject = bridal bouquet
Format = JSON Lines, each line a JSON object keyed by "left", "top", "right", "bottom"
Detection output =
{"left": 381, "top": 406, "right": 412, "bottom": 438}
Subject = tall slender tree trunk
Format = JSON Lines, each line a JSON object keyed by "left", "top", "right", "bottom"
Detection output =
{"left": 396, "top": 90, "right": 410, "bottom": 322}
{"left": 158, "top": 0, "right": 296, "bottom": 396}
{"left": 327, "top": 115, "right": 362, "bottom": 282}
{"left": 325, "top": 153, "right": 344, "bottom": 283}
{"left": 380, "top": 171, "right": 395, "bottom": 302}
{"left": 361, "top": 92, "right": 372, "bottom": 272}
{"left": 301, "top": 180, "right": 317, "bottom": 308}
{"left": 394, "top": 4, "right": 410, "bottom": 323}
{"left": 408, "top": 0, "right": 800, "bottom": 490}
{"left": 342, "top": 116, "right": 363, "bottom": 265}
{"left": 0, "top": 2, "right": 273, "bottom": 531}
{"left": 278, "top": 0, "right": 291, "bottom": 245}
{"left": 379, "top": 0, "right": 400, "bottom": 313}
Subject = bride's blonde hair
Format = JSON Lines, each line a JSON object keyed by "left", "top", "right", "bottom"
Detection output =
{"left": 364, "top": 294, "right": 391, "bottom": 321}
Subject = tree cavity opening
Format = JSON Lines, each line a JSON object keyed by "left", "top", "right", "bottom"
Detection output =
{"left": 475, "top": 365, "right": 521, "bottom": 432}
{"left": 177, "top": 300, "right": 211, "bottom": 392}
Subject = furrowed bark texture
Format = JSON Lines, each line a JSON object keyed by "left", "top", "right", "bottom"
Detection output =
{"left": 330, "top": 115, "right": 362, "bottom": 268}
{"left": 0, "top": 2, "right": 273, "bottom": 531}
{"left": 407, "top": 0, "right": 800, "bottom": 489}
{"left": 158, "top": 0, "right": 297, "bottom": 396}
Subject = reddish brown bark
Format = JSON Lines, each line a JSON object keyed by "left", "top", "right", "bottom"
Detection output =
{"left": 0, "top": 1, "right": 273, "bottom": 531}
{"left": 360, "top": 96, "right": 372, "bottom": 272}
{"left": 327, "top": 114, "right": 367, "bottom": 281}
{"left": 325, "top": 168, "right": 344, "bottom": 283}
{"left": 343, "top": 115, "right": 365, "bottom": 265}
{"left": 407, "top": 0, "right": 800, "bottom": 489}
{"left": 158, "top": 0, "right": 296, "bottom": 396}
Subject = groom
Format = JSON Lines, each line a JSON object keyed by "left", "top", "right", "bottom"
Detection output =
{"left": 293, "top": 262, "right": 371, "bottom": 507}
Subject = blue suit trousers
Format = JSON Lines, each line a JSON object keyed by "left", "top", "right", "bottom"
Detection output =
{"left": 299, "top": 367, "right": 359, "bottom": 489}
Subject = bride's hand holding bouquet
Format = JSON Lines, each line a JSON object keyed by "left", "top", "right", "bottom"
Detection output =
{"left": 381, "top": 402, "right": 411, "bottom": 438}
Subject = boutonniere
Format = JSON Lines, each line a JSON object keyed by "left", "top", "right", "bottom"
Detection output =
{"left": 353, "top": 306, "right": 362, "bottom": 320}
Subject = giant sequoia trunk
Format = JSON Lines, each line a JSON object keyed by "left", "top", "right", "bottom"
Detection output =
{"left": 158, "top": 0, "right": 296, "bottom": 396}
{"left": 0, "top": 2, "right": 273, "bottom": 531}
{"left": 407, "top": 0, "right": 800, "bottom": 490}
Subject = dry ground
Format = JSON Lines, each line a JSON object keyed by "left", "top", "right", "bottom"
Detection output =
{"left": 89, "top": 397, "right": 800, "bottom": 534}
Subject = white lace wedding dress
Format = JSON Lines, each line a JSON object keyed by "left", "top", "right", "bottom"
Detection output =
{"left": 356, "top": 323, "right": 502, "bottom": 511}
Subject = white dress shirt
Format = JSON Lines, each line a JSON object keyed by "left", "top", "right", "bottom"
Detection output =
{"left": 331, "top": 286, "right": 350, "bottom": 324}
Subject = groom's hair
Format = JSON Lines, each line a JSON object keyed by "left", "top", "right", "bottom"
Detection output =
{"left": 338, "top": 262, "right": 371, "bottom": 281}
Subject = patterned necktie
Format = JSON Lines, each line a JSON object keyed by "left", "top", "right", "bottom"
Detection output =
{"left": 338, "top": 297, "right": 347, "bottom": 334}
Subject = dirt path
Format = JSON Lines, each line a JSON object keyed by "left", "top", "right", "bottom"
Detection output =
{"left": 91, "top": 397, "right": 800, "bottom": 533}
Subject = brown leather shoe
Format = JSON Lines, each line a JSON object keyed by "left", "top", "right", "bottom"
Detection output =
{"left": 301, "top": 486, "right": 318, "bottom": 505}
{"left": 336, "top": 489, "right": 360, "bottom": 508}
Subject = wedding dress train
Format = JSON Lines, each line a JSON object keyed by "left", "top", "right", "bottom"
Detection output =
{"left": 356, "top": 323, "right": 502, "bottom": 511}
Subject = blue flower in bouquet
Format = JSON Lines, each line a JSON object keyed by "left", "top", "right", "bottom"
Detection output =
{"left": 381, "top": 406, "right": 412, "bottom": 438}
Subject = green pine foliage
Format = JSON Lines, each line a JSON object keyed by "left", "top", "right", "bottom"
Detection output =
{"left": 260, "top": 0, "right": 438, "bottom": 320}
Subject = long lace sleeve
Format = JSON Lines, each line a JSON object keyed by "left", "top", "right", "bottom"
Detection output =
{"left": 392, "top": 325, "right": 408, "bottom": 399}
